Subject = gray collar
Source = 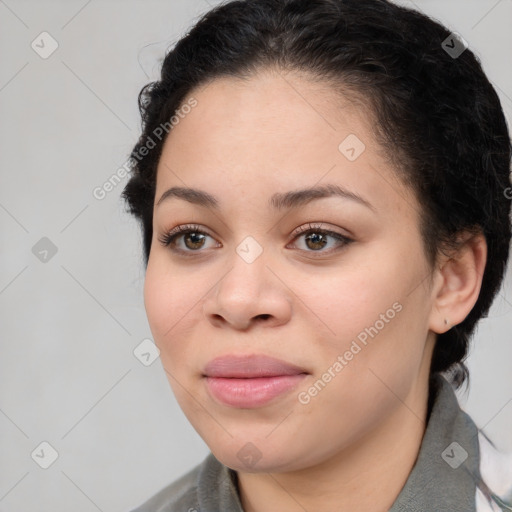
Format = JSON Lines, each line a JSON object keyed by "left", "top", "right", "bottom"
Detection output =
{"left": 388, "top": 374, "right": 481, "bottom": 512}
{"left": 195, "top": 374, "right": 481, "bottom": 512}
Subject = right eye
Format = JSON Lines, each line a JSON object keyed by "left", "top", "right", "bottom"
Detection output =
{"left": 158, "top": 224, "right": 221, "bottom": 255}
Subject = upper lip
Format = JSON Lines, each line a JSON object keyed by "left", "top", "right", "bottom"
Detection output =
{"left": 203, "top": 354, "right": 308, "bottom": 378}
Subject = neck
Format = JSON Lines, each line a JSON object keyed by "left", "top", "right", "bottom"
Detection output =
{"left": 236, "top": 376, "right": 433, "bottom": 512}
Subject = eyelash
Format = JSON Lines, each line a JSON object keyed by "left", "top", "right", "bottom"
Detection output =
{"left": 157, "top": 222, "right": 353, "bottom": 257}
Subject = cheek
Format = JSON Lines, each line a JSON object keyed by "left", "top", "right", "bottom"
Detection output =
{"left": 143, "top": 258, "right": 192, "bottom": 346}
{"left": 298, "top": 246, "right": 431, "bottom": 372}
{"left": 143, "top": 256, "right": 210, "bottom": 377}
{"left": 290, "top": 268, "right": 428, "bottom": 442}
{"left": 143, "top": 259, "right": 171, "bottom": 336}
{"left": 295, "top": 263, "right": 400, "bottom": 342}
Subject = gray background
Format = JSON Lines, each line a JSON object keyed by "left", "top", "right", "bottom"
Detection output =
{"left": 0, "top": 0, "right": 510, "bottom": 510}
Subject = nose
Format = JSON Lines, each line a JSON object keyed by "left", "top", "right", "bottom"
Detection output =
{"left": 202, "top": 247, "right": 293, "bottom": 331}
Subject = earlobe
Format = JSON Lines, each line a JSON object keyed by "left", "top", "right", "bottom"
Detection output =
{"left": 429, "top": 232, "right": 487, "bottom": 334}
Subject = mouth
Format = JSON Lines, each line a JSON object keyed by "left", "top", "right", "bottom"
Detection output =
{"left": 202, "top": 354, "right": 309, "bottom": 408}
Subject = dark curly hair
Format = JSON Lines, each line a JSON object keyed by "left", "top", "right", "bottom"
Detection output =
{"left": 122, "top": 0, "right": 512, "bottom": 390}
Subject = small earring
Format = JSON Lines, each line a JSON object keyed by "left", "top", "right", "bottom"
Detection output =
{"left": 444, "top": 318, "right": 450, "bottom": 327}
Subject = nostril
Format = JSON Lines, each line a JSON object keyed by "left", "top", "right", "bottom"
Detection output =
{"left": 257, "top": 314, "right": 271, "bottom": 321}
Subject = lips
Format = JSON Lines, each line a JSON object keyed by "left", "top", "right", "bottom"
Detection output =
{"left": 202, "top": 354, "right": 308, "bottom": 378}
{"left": 202, "top": 354, "right": 308, "bottom": 408}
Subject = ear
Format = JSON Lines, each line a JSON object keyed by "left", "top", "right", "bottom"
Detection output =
{"left": 429, "top": 231, "right": 487, "bottom": 334}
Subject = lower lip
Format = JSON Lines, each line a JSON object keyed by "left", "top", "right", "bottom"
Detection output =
{"left": 204, "top": 374, "right": 307, "bottom": 408}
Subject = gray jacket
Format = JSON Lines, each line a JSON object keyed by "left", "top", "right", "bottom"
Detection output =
{"left": 130, "top": 374, "right": 507, "bottom": 512}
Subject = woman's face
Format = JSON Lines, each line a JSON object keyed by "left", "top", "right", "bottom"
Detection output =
{"left": 144, "top": 70, "right": 439, "bottom": 472}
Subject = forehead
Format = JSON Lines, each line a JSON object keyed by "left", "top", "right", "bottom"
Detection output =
{"left": 154, "top": 71, "right": 415, "bottom": 217}
{"left": 164, "top": 70, "right": 367, "bottom": 157}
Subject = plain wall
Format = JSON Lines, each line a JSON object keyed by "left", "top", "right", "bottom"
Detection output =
{"left": 0, "top": 1, "right": 510, "bottom": 510}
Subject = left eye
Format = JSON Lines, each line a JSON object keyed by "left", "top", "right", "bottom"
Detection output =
{"left": 288, "top": 224, "right": 353, "bottom": 254}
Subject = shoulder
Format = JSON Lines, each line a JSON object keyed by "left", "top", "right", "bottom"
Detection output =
{"left": 128, "top": 456, "right": 205, "bottom": 512}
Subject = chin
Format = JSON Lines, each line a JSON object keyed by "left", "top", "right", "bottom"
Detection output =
{"left": 212, "top": 445, "right": 292, "bottom": 473}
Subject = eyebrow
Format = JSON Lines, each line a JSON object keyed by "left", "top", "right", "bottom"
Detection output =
{"left": 156, "top": 183, "right": 375, "bottom": 212}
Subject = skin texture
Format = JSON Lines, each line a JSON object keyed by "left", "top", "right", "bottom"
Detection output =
{"left": 144, "top": 69, "right": 487, "bottom": 512}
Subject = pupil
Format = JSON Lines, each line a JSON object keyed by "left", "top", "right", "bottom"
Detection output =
{"left": 185, "top": 232, "right": 205, "bottom": 249}
{"left": 306, "top": 233, "right": 326, "bottom": 250}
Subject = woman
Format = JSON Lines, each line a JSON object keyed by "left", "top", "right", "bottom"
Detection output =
{"left": 123, "top": 0, "right": 512, "bottom": 510}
